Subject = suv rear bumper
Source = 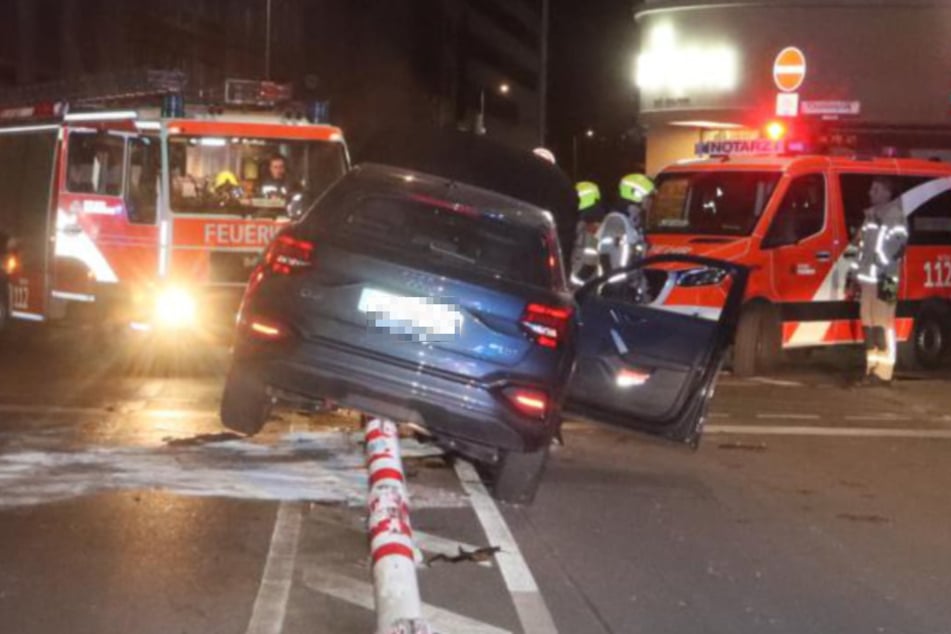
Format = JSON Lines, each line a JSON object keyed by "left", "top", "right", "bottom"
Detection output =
{"left": 234, "top": 335, "right": 562, "bottom": 454}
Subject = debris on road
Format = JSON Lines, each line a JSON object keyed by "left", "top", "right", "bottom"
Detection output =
{"left": 163, "top": 432, "right": 245, "bottom": 446}
{"left": 425, "top": 545, "right": 501, "bottom": 567}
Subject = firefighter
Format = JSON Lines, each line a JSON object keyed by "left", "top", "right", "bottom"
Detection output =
{"left": 570, "top": 181, "right": 606, "bottom": 288}
{"left": 259, "top": 154, "right": 292, "bottom": 199}
{"left": 850, "top": 176, "right": 908, "bottom": 386}
{"left": 597, "top": 173, "right": 653, "bottom": 274}
{"left": 213, "top": 170, "right": 244, "bottom": 206}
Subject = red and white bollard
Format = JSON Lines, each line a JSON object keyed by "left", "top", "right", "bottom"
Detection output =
{"left": 365, "top": 419, "right": 433, "bottom": 634}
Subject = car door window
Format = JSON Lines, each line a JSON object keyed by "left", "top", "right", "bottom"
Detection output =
{"left": 763, "top": 174, "right": 826, "bottom": 248}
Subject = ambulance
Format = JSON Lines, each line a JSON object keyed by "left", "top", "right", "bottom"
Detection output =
{"left": 0, "top": 71, "right": 349, "bottom": 340}
{"left": 645, "top": 138, "right": 951, "bottom": 375}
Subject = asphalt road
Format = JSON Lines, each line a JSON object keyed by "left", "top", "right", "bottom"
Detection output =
{"left": 1, "top": 324, "right": 950, "bottom": 634}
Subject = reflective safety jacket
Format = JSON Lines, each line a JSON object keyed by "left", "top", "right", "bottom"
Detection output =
{"left": 570, "top": 221, "right": 601, "bottom": 287}
{"left": 851, "top": 199, "right": 908, "bottom": 284}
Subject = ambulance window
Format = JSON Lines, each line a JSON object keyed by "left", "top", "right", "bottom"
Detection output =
{"left": 763, "top": 174, "right": 825, "bottom": 248}
{"left": 838, "top": 174, "right": 872, "bottom": 238}
{"left": 906, "top": 180, "right": 951, "bottom": 246}
{"left": 839, "top": 174, "right": 929, "bottom": 239}
{"left": 126, "top": 137, "right": 160, "bottom": 225}
{"left": 649, "top": 171, "right": 780, "bottom": 236}
{"left": 66, "top": 131, "right": 125, "bottom": 197}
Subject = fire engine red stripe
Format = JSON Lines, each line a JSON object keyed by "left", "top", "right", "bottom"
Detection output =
{"left": 369, "top": 468, "right": 404, "bottom": 485}
{"left": 371, "top": 543, "right": 415, "bottom": 565}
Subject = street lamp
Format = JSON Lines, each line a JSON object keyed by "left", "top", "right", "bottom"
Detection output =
{"left": 475, "top": 82, "right": 512, "bottom": 136}
{"left": 572, "top": 128, "right": 595, "bottom": 180}
{"left": 265, "top": 0, "right": 272, "bottom": 80}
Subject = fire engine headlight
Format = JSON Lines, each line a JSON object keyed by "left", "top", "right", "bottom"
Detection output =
{"left": 154, "top": 287, "right": 198, "bottom": 329}
{"left": 677, "top": 267, "right": 728, "bottom": 287}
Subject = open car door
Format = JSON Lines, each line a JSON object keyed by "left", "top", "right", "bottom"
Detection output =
{"left": 566, "top": 254, "right": 748, "bottom": 447}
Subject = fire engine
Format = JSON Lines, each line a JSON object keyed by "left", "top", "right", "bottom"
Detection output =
{"left": 646, "top": 140, "right": 951, "bottom": 376}
{"left": 0, "top": 70, "right": 349, "bottom": 339}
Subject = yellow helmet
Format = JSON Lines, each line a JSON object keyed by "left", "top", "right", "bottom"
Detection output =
{"left": 214, "top": 170, "right": 239, "bottom": 190}
{"left": 576, "top": 181, "right": 601, "bottom": 211}
{"left": 619, "top": 173, "right": 655, "bottom": 204}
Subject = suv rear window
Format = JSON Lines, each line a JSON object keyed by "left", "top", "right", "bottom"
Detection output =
{"left": 325, "top": 194, "right": 559, "bottom": 289}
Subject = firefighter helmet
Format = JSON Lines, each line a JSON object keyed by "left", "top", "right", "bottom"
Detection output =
{"left": 214, "top": 170, "right": 240, "bottom": 191}
{"left": 576, "top": 181, "right": 601, "bottom": 211}
{"left": 619, "top": 173, "right": 655, "bottom": 204}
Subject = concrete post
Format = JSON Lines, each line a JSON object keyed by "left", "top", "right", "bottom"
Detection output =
{"left": 365, "top": 419, "right": 433, "bottom": 634}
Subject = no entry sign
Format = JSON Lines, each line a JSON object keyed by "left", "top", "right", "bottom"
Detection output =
{"left": 774, "top": 47, "right": 806, "bottom": 92}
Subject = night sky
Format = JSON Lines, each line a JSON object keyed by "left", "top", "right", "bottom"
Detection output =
{"left": 549, "top": 0, "right": 642, "bottom": 188}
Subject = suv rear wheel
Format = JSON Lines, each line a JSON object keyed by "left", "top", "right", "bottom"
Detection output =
{"left": 220, "top": 365, "right": 272, "bottom": 436}
{"left": 490, "top": 445, "right": 550, "bottom": 505}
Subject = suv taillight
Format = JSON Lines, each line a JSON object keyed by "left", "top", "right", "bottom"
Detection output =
{"left": 520, "top": 303, "right": 572, "bottom": 349}
{"left": 264, "top": 234, "right": 315, "bottom": 275}
{"left": 501, "top": 387, "right": 549, "bottom": 419}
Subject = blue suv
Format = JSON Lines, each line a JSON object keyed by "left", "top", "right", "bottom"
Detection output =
{"left": 220, "top": 164, "right": 747, "bottom": 503}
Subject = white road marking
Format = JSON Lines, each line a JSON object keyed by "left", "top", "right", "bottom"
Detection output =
{"left": 756, "top": 413, "right": 822, "bottom": 420}
{"left": 707, "top": 425, "right": 951, "bottom": 439}
{"left": 455, "top": 461, "right": 559, "bottom": 634}
{"left": 245, "top": 421, "right": 307, "bottom": 634}
{"left": 845, "top": 414, "right": 912, "bottom": 422}
{"left": 244, "top": 504, "right": 304, "bottom": 634}
{"left": 302, "top": 567, "right": 512, "bottom": 634}
{"left": 748, "top": 377, "right": 806, "bottom": 387}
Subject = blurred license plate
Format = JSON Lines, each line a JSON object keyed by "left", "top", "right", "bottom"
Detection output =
{"left": 358, "top": 288, "right": 462, "bottom": 341}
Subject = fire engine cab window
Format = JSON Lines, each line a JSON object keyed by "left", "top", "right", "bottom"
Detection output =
{"left": 763, "top": 174, "right": 826, "bottom": 248}
{"left": 66, "top": 132, "right": 124, "bottom": 196}
{"left": 126, "top": 137, "right": 159, "bottom": 225}
{"left": 168, "top": 136, "right": 346, "bottom": 217}
{"left": 649, "top": 171, "right": 780, "bottom": 236}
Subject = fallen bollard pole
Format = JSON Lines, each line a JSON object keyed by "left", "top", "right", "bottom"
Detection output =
{"left": 365, "top": 418, "right": 434, "bottom": 634}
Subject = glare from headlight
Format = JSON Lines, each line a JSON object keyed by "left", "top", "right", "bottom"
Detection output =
{"left": 155, "top": 287, "right": 197, "bottom": 329}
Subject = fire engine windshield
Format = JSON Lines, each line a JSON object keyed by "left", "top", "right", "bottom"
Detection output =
{"left": 648, "top": 171, "right": 781, "bottom": 236}
{"left": 168, "top": 136, "right": 346, "bottom": 217}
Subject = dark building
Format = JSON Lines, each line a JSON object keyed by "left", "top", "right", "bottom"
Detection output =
{"left": 0, "top": 0, "right": 546, "bottom": 150}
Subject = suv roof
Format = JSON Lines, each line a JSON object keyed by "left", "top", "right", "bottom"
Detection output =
{"left": 341, "top": 163, "right": 558, "bottom": 233}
